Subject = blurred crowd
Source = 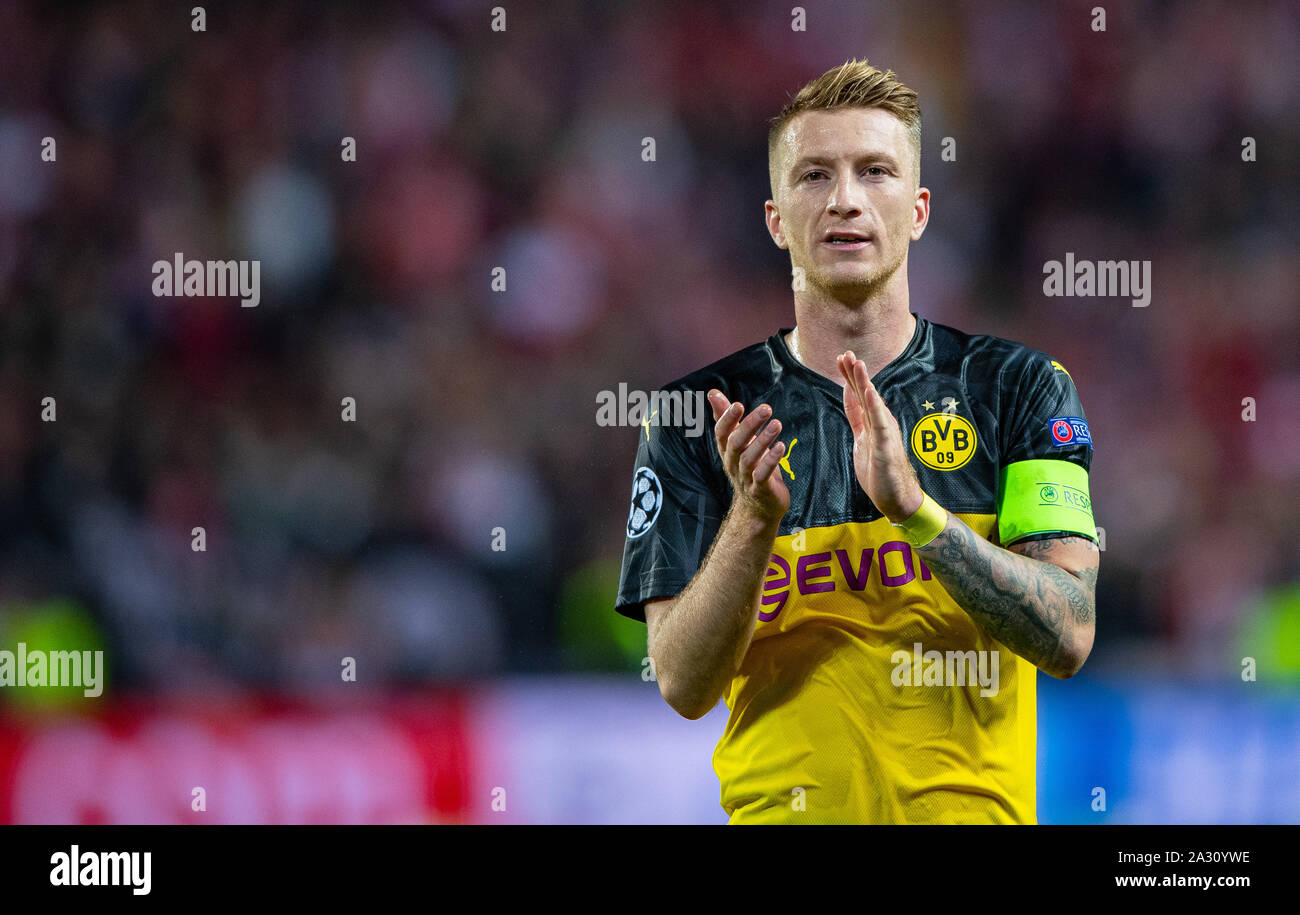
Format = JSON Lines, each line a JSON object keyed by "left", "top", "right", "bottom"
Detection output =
{"left": 0, "top": 0, "right": 1296, "bottom": 692}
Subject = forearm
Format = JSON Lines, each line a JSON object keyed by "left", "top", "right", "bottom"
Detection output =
{"left": 914, "top": 513, "right": 1096, "bottom": 678}
{"left": 651, "top": 505, "right": 778, "bottom": 717}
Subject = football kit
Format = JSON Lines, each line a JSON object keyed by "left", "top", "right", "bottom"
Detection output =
{"left": 615, "top": 312, "right": 1097, "bottom": 823}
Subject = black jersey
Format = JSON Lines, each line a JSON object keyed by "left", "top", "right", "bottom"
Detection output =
{"left": 613, "top": 312, "right": 1097, "bottom": 824}
{"left": 616, "top": 312, "right": 1096, "bottom": 622}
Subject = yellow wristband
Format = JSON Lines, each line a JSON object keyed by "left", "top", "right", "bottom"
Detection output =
{"left": 891, "top": 493, "right": 947, "bottom": 548}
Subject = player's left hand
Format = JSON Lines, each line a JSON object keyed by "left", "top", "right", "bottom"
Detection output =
{"left": 837, "top": 351, "right": 925, "bottom": 524}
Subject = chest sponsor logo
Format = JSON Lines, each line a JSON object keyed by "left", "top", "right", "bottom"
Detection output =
{"left": 760, "top": 541, "right": 934, "bottom": 622}
{"left": 910, "top": 412, "right": 977, "bottom": 470}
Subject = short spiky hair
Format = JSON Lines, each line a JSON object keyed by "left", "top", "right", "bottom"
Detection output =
{"left": 768, "top": 58, "right": 922, "bottom": 196}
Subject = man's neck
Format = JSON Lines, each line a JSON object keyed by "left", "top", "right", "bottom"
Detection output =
{"left": 786, "top": 288, "right": 917, "bottom": 385}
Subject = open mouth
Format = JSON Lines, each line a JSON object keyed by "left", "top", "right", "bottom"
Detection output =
{"left": 822, "top": 234, "right": 871, "bottom": 249}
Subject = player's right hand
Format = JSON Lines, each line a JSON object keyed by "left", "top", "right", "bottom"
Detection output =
{"left": 708, "top": 390, "right": 790, "bottom": 525}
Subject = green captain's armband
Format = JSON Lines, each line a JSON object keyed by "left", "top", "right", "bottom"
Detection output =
{"left": 997, "top": 459, "right": 1097, "bottom": 545}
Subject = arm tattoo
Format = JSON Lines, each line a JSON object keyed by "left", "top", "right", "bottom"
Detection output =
{"left": 1010, "top": 537, "right": 1098, "bottom": 625}
{"left": 916, "top": 523, "right": 1099, "bottom": 676}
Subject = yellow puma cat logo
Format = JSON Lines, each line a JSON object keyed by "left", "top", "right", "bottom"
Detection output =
{"left": 779, "top": 437, "right": 799, "bottom": 480}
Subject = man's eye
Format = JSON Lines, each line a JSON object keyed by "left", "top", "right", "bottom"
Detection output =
{"left": 865, "top": 166, "right": 885, "bottom": 176}
{"left": 801, "top": 171, "right": 825, "bottom": 182}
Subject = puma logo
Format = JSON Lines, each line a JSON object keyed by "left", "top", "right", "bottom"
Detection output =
{"left": 779, "top": 437, "right": 799, "bottom": 480}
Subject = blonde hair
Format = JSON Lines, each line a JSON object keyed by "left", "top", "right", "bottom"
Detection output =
{"left": 768, "top": 58, "right": 922, "bottom": 194}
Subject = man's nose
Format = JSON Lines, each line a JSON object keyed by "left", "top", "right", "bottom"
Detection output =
{"left": 826, "top": 177, "right": 865, "bottom": 217}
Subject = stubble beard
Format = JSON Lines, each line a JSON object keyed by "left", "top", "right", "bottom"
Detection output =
{"left": 803, "top": 239, "right": 909, "bottom": 307}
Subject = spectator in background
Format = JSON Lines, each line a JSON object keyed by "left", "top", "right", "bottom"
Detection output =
{"left": 0, "top": 0, "right": 1294, "bottom": 688}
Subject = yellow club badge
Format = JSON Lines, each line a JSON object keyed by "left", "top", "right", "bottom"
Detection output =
{"left": 910, "top": 408, "right": 977, "bottom": 471}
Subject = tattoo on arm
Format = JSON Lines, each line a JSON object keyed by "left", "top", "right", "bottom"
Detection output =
{"left": 1009, "top": 537, "right": 1098, "bottom": 625}
{"left": 917, "top": 524, "right": 1099, "bottom": 676}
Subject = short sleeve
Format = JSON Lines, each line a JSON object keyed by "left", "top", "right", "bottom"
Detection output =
{"left": 995, "top": 353, "right": 1098, "bottom": 546}
{"left": 614, "top": 412, "right": 727, "bottom": 623}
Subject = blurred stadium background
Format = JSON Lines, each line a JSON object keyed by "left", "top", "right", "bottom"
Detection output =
{"left": 0, "top": 0, "right": 1297, "bottom": 823}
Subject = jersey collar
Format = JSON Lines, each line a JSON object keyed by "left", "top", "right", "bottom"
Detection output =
{"left": 772, "top": 311, "right": 928, "bottom": 396}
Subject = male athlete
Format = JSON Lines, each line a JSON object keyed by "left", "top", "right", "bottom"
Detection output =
{"left": 615, "top": 59, "right": 1099, "bottom": 824}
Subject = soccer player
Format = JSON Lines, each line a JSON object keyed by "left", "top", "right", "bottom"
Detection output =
{"left": 615, "top": 59, "right": 1099, "bottom": 824}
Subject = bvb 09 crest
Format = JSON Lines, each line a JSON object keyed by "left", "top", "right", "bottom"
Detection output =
{"left": 909, "top": 413, "right": 977, "bottom": 471}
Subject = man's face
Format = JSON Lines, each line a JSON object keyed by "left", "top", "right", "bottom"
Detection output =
{"left": 766, "top": 107, "right": 929, "bottom": 301}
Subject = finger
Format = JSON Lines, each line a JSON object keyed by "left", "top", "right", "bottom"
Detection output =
{"left": 708, "top": 389, "right": 731, "bottom": 422}
{"left": 726, "top": 403, "right": 772, "bottom": 456}
{"left": 753, "top": 438, "right": 786, "bottom": 484}
{"left": 851, "top": 360, "right": 878, "bottom": 433}
{"left": 860, "top": 374, "right": 897, "bottom": 434}
{"left": 840, "top": 351, "right": 868, "bottom": 415}
{"left": 837, "top": 353, "right": 863, "bottom": 408}
{"left": 841, "top": 366, "right": 866, "bottom": 438}
{"left": 836, "top": 352, "right": 853, "bottom": 387}
{"left": 738, "top": 417, "right": 781, "bottom": 475}
{"left": 837, "top": 350, "right": 854, "bottom": 387}
{"left": 713, "top": 397, "right": 743, "bottom": 453}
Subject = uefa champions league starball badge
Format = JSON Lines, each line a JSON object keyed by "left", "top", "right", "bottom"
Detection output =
{"left": 626, "top": 467, "right": 663, "bottom": 539}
